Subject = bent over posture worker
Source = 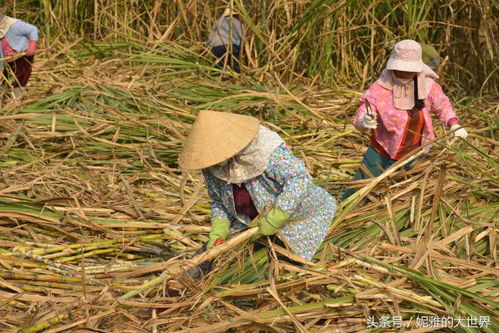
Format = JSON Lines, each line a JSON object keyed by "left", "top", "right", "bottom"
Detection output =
{"left": 178, "top": 111, "right": 337, "bottom": 278}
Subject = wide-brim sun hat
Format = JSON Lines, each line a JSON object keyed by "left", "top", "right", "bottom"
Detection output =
{"left": 386, "top": 39, "right": 424, "bottom": 73}
{"left": 178, "top": 110, "right": 260, "bottom": 170}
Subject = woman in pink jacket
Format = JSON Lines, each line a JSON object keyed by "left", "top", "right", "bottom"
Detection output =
{"left": 342, "top": 40, "right": 468, "bottom": 199}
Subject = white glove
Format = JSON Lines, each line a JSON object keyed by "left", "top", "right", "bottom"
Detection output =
{"left": 450, "top": 124, "right": 468, "bottom": 139}
{"left": 362, "top": 112, "right": 378, "bottom": 129}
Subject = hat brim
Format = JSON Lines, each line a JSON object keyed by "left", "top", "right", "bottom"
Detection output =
{"left": 178, "top": 111, "right": 260, "bottom": 170}
{"left": 386, "top": 58, "right": 423, "bottom": 72}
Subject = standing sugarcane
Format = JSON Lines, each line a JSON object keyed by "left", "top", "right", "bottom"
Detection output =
{"left": 0, "top": 6, "right": 38, "bottom": 101}
{"left": 178, "top": 111, "right": 337, "bottom": 279}
{"left": 341, "top": 40, "right": 468, "bottom": 200}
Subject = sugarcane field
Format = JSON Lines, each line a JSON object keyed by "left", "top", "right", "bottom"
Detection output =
{"left": 0, "top": 0, "right": 497, "bottom": 332}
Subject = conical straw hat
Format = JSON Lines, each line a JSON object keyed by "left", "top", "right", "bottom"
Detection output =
{"left": 179, "top": 111, "right": 260, "bottom": 170}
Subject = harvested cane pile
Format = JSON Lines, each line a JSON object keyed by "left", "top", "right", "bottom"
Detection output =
{"left": 0, "top": 42, "right": 497, "bottom": 333}
{"left": 0, "top": 1, "right": 498, "bottom": 332}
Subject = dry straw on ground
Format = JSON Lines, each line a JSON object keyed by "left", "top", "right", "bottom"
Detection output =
{"left": 0, "top": 0, "right": 497, "bottom": 332}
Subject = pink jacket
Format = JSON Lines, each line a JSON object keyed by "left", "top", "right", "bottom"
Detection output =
{"left": 354, "top": 81, "right": 458, "bottom": 159}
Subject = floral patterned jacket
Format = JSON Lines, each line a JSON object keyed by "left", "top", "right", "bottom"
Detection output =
{"left": 202, "top": 144, "right": 337, "bottom": 260}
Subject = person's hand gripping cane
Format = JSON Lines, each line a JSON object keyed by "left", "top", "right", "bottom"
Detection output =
{"left": 362, "top": 98, "right": 378, "bottom": 130}
{"left": 206, "top": 219, "right": 230, "bottom": 249}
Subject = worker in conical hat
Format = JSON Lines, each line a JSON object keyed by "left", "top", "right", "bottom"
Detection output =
{"left": 341, "top": 40, "right": 467, "bottom": 200}
{"left": 0, "top": 6, "right": 38, "bottom": 101}
{"left": 179, "top": 111, "right": 337, "bottom": 278}
{"left": 207, "top": 7, "right": 244, "bottom": 73}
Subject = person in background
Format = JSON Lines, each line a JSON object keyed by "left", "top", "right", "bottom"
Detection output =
{"left": 341, "top": 40, "right": 467, "bottom": 200}
{"left": 422, "top": 44, "right": 441, "bottom": 70}
{"left": 178, "top": 111, "right": 337, "bottom": 279}
{"left": 207, "top": 8, "right": 244, "bottom": 73}
{"left": 0, "top": 6, "right": 38, "bottom": 101}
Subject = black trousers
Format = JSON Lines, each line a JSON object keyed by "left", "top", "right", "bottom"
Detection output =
{"left": 211, "top": 44, "right": 241, "bottom": 73}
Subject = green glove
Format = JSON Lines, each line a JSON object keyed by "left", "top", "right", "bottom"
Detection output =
{"left": 207, "top": 218, "right": 231, "bottom": 249}
{"left": 249, "top": 207, "right": 290, "bottom": 242}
